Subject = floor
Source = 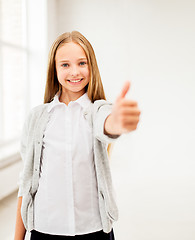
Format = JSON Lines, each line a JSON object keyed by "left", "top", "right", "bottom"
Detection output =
{"left": 0, "top": 191, "right": 15, "bottom": 240}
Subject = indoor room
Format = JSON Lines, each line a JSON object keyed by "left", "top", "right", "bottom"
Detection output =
{"left": 0, "top": 0, "right": 195, "bottom": 239}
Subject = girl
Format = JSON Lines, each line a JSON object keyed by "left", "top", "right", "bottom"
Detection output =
{"left": 14, "top": 31, "right": 140, "bottom": 240}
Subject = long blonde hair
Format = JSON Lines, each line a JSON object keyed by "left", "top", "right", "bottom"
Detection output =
{"left": 44, "top": 31, "right": 112, "bottom": 157}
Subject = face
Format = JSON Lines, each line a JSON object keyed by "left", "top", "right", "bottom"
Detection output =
{"left": 55, "top": 42, "right": 90, "bottom": 101}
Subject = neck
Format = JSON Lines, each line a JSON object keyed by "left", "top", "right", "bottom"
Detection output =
{"left": 59, "top": 89, "right": 86, "bottom": 105}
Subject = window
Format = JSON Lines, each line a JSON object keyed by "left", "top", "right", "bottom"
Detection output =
{"left": 0, "top": 0, "right": 47, "bottom": 199}
{"left": 0, "top": 0, "right": 28, "bottom": 149}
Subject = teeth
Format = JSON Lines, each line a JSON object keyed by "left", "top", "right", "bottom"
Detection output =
{"left": 69, "top": 79, "right": 82, "bottom": 83}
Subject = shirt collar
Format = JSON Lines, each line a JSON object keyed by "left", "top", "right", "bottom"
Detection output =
{"left": 47, "top": 91, "right": 91, "bottom": 112}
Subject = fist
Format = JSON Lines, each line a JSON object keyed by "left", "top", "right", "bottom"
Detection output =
{"left": 105, "top": 81, "right": 141, "bottom": 135}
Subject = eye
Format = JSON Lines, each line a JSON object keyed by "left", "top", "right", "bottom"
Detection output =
{"left": 62, "top": 63, "right": 69, "bottom": 67}
{"left": 79, "top": 61, "right": 87, "bottom": 66}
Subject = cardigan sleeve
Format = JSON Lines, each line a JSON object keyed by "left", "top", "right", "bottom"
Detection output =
{"left": 17, "top": 110, "right": 32, "bottom": 197}
{"left": 93, "top": 100, "right": 121, "bottom": 144}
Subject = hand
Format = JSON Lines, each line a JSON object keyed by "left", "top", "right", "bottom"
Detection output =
{"left": 104, "top": 81, "right": 141, "bottom": 135}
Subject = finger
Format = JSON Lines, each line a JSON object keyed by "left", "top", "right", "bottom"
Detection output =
{"left": 120, "top": 108, "right": 141, "bottom": 116}
{"left": 123, "top": 123, "right": 138, "bottom": 131}
{"left": 120, "top": 99, "right": 138, "bottom": 107}
{"left": 122, "top": 115, "right": 140, "bottom": 124}
{"left": 121, "top": 123, "right": 138, "bottom": 133}
{"left": 117, "top": 81, "right": 131, "bottom": 100}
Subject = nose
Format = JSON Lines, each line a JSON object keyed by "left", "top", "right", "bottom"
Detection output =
{"left": 70, "top": 65, "right": 79, "bottom": 77}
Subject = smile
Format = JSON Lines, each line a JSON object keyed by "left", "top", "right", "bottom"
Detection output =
{"left": 67, "top": 78, "right": 83, "bottom": 83}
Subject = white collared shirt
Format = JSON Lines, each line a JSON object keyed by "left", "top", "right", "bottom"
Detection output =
{"left": 34, "top": 92, "right": 102, "bottom": 236}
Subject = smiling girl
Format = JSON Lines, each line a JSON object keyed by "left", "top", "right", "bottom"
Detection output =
{"left": 14, "top": 31, "right": 140, "bottom": 240}
{"left": 55, "top": 41, "right": 90, "bottom": 104}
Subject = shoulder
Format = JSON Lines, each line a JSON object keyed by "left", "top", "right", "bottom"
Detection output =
{"left": 92, "top": 99, "right": 113, "bottom": 116}
{"left": 30, "top": 103, "right": 49, "bottom": 114}
{"left": 28, "top": 103, "right": 49, "bottom": 116}
{"left": 93, "top": 99, "right": 112, "bottom": 110}
{"left": 92, "top": 99, "right": 113, "bottom": 125}
{"left": 83, "top": 99, "right": 112, "bottom": 116}
{"left": 24, "top": 103, "right": 49, "bottom": 126}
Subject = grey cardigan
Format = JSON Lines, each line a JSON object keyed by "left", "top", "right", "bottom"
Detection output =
{"left": 18, "top": 99, "right": 120, "bottom": 233}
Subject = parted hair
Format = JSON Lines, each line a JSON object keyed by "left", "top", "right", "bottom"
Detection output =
{"left": 43, "top": 31, "right": 112, "bottom": 156}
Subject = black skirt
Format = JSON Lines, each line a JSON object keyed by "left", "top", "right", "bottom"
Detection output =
{"left": 30, "top": 229, "right": 115, "bottom": 240}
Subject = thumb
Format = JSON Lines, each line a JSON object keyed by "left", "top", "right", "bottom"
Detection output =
{"left": 117, "top": 81, "right": 131, "bottom": 101}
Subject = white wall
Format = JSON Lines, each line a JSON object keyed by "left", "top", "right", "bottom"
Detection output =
{"left": 53, "top": 1, "right": 195, "bottom": 239}
{"left": 47, "top": 0, "right": 58, "bottom": 51}
{"left": 27, "top": 0, "right": 48, "bottom": 108}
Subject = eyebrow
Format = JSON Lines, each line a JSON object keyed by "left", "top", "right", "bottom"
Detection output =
{"left": 59, "top": 57, "right": 87, "bottom": 63}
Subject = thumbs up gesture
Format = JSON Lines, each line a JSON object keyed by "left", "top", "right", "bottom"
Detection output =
{"left": 104, "top": 81, "right": 141, "bottom": 135}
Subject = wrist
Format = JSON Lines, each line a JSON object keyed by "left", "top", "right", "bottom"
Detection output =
{"left": 104, "top": 114, "right": 121, "bottom": 136}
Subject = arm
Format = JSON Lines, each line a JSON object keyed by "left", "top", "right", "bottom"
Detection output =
{"left": 104, "top": 82, "right": 141, "bottom": 135}
{"left": 14, "top": 109, "right": 33, "bottom": 239}
{"left": 104, "top": 114, "right": 120, "bottom": 135}
{"left": 14, "top": 197, "right": 26, "bottom": 240}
